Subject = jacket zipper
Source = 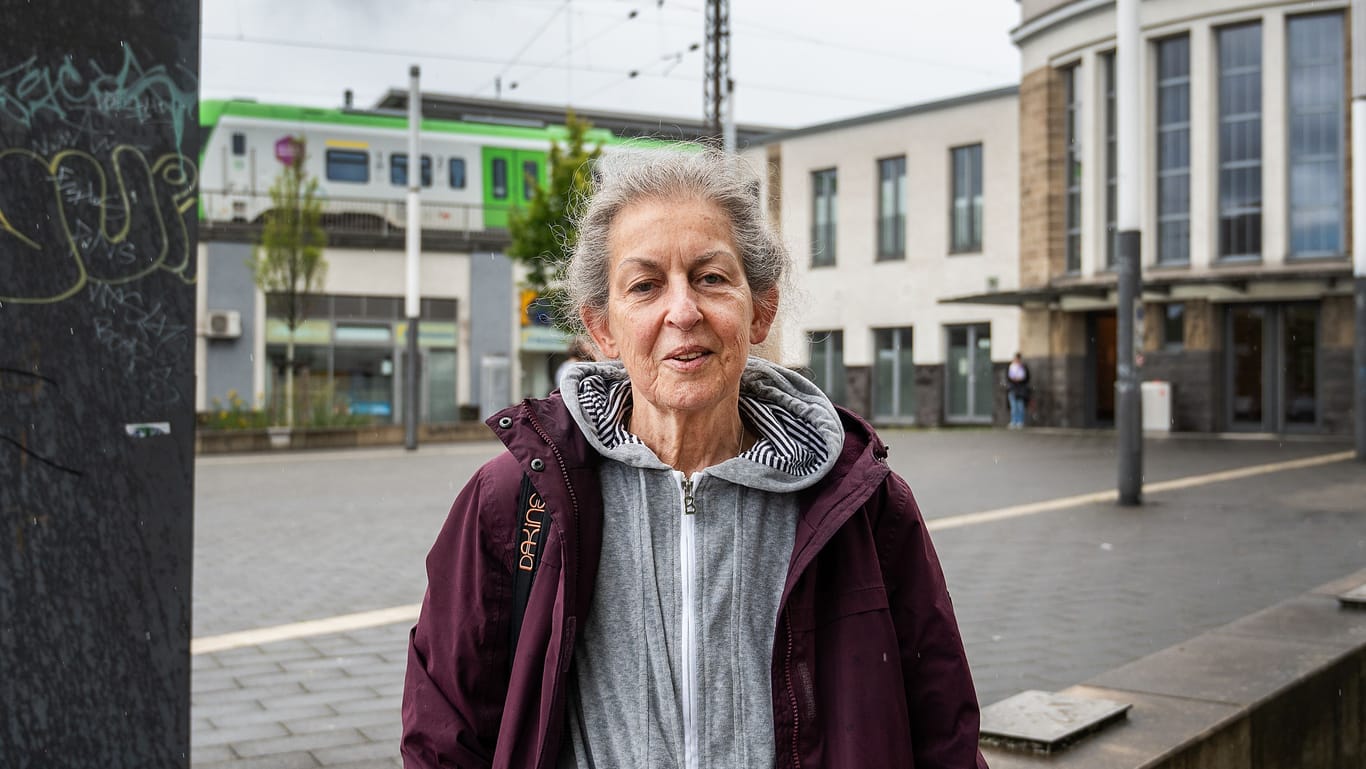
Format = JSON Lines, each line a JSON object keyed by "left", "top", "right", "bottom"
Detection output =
{"left": 678, "top": 471, "right": 700, "bottom": 769}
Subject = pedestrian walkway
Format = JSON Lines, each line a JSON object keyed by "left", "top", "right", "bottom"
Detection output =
{"left": 191, "top": 431, "right": 1366, "bottom": 766}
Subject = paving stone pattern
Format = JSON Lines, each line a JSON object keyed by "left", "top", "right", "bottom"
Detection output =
{"left": 193, "top": 431, "right": 1366, "bottom": 766}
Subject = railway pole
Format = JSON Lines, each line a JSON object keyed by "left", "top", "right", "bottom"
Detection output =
{"left": 1354, "top": 0, "right": 1366, "bottom": 460}
{"left": 1115, "top": 0, "right": 1144, "bottom": 503}
{"left": 405, "top": 65, "right": 421, "bottom": 451}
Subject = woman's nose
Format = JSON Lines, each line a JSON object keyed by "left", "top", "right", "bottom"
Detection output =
{"left": 665, "top": 286, "right": 702, "bottom": 330}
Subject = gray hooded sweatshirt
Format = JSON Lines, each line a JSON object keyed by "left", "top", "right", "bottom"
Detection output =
{"left": 557, "top": 357, "right": 845, "bottom": 769}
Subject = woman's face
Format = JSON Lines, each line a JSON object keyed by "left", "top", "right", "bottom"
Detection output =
{"left": 584, "top": 195, "right": 775, "bottom": 420}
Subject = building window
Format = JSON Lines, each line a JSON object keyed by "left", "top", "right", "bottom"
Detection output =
{"left": 1157, "top": 35, "right": 1192, "bottom": 265}
{"left": 808, "top": 330, "right": 845, "bottom": 405}
{"left": 877, "top": 156, "right": 906, "bottom": 260}
{"left": 1287, "top": 13, "right": 1345, "bottom": 257}
{"left": 1063, "top": 66, "right": 1082, "bottom": 272}
{"left": 1217, "top": 23, "right": 1262, "bottom": 260}
{"left": 1098, "top": 54, "right": 1120, "bottom": 270}
{"left": 950, "top": 144, "right": 983, "bottom": 253}
{"left": 231, "top": 132, "right": 246, "bottom": 156}
{"left": 811, "top": 168, "right": 837, "bottom": 267}
{"left": 449, "top": 158, "right": 467, "bottom": 189}
{"left": 390, "top": 153, "right": 433, "bottom": 187}
{"left": 1163, "top": 303, "right": 1185, "bottom": 350}
{"left": 1104, "top": 52, "right": 1117, "bottom": 268}
{"left": 325, "top": 149, "right": 370, "bottom": 183}
{"left": 873, "top": 327, "right": 915, "bottom": 421}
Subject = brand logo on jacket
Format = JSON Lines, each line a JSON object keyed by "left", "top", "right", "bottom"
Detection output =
{"left": 518, "top": 492, "right": 546, "bottom": 571}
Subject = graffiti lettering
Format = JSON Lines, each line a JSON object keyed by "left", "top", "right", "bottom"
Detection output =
{"left": 0, "top": 46, "right": 197, "bottom": 152}
{"left": 0, "top": 145, "right": 197, "bottom": 303}
{"left": 88, "top": 282, "right": 187, "bottom": 402}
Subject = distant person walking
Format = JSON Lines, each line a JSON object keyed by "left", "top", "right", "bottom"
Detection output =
{"left": 1006, "top": 352, "right": 1030, "bottom": 429}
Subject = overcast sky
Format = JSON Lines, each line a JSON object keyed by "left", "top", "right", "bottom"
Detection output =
{"left": 201, "top": 0, "right": 1022, "bottom": 130}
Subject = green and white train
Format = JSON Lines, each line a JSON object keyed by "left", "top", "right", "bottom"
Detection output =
{"left": 198, "top": 99, "right": 677, "bottom": 232}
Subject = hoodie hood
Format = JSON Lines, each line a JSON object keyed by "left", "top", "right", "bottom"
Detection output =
{"left": 559, "top": 356, "right": 845, "bottom": 493}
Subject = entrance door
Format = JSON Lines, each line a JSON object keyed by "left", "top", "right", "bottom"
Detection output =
{"left": 1089, "top": 312, "right": 1117, "bottom": 425}
{"left": 1226, "top": 303, "right": 1319, "bottom": 431}
{"left": 945, "top": 324, "right": 993, "bottom": 423}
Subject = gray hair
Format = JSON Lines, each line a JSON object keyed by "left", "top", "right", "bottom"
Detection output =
{"left": 561, "top": 149, "right": 789, "bottom": 336}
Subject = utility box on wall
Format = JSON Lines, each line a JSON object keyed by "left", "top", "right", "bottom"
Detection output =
{"left": 0, "top": 3, "right": 199, "bottom": 766}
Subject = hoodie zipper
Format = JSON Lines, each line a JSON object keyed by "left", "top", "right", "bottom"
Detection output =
{"left": 677, "top": 471, "right": 700, "bottom": 769}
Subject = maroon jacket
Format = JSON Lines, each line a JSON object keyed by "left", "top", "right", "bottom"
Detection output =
{"left": 402, "top": 394, "right": 988, "bottom": 768}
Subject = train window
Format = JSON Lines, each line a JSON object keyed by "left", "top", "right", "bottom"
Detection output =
{"left": 326, "top": 149, "right": 370, "bottom": 183}
{"left": 391, "top": 153, "right": 433, "bottom": 187}
{"left": 492, "top": 158, "right": 508, "bottom": 199}
{"left": 522, "top": 160, "right": 539, "bottom": 200}
{"left": 449, "top": 158, "right": 466, "bottom": 189}
{"left": 231, "top": 132, "right": 246, "bottom": 156}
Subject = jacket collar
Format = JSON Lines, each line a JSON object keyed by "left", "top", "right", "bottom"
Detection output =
{"left": 785, "top": 407, "right": 890, "bottom": 589}
{"left": 487, "top": 396, "right": 891, "bottom": 608}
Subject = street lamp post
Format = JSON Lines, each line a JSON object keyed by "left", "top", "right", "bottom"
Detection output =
{"left": 1353, "top": 0, "right": 1366, "bottom": 460}
{"left": 405, "top": 65, "right": 421, "bottom": 451}
{"left": 1115, "top": 0, "right": 1144, "bottom": 503}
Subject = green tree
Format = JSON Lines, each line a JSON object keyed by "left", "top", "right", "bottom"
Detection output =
{"left": 507, "top": 111, "right": 602, "bottom": 326}
{"left": 249, "top": 137, "right": 327, "bottom": 428}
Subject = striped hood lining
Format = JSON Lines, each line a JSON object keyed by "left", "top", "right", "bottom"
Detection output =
{"left": 564, "top": 358, "right": 844, "bottom": 486}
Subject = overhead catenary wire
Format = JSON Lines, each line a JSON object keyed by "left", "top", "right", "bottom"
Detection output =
{"left": 508, "top": 6, "right": 645, "bottom": 93}
{"left": 479, "top": 0, "right": 573, "bottom": 96}
{"left": 202, "top": 1, "right": 1010, "bottom": 116}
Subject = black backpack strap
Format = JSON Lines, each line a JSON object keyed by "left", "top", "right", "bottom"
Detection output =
{"left": 510, "top": 473, "right": 551, "bottom": 652}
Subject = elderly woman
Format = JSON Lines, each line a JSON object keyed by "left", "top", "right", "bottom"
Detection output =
{"left": 402, "top": 151, "right": 986, "bottom": 769}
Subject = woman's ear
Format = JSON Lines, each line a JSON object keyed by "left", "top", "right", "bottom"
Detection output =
{"left": 582, "top": 307, "right": 619, "bottom": 359}
{"left": 750, "top": 288, "right": 778, "bottom": 345}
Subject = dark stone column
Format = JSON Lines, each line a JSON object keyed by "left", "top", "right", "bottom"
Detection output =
{"left": 915, "top": 364, "right": 945, "bottom": 427}
{"left": 845, "top": 365, "right": 872, "bottom": 421}
{"left": 0, "top": 3, "right": 199, "bottom": 765}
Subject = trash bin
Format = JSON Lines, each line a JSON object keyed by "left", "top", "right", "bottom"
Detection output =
{"left": 1140, "top": 380, "right": 1173, "bottom": 432}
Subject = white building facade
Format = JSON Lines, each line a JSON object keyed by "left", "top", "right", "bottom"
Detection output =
{"left": 746, "top": 88, "right": 1023, "bottom": 426}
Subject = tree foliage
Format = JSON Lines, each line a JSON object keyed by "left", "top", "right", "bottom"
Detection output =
{"left": 506, "top": 111, "right": 602, "bottom": 306}
{"left": 250, "top": 137, "right": 328, "bottom": 331}
{"left": 249, "top": 137, "right": 327, "bottom": 426}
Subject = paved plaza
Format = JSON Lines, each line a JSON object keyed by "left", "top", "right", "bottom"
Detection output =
{"left": 192, "top": 428, "right": 1366, "bottom": 767}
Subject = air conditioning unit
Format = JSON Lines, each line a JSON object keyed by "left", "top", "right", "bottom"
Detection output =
{"left": 205, "top": 309, "right": 242, "bottom": 339}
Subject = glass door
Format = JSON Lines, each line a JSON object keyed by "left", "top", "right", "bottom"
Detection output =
{"left": 1282, "top": 304, "right": 1318, "bottom": 428}
{"left": 1228, "top": 305, "right": 1267, "bottom": 428}
{"left": 1226, "top": 303, "right": 1319, "bottom": 431}
{"left": 873, "top": 327, "right": 915, "bottom": 423}
{"left": 946, "top": 324, "right": 992, "bottom": 423}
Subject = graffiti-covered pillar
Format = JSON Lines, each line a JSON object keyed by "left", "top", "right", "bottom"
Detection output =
{"left": 0, "top": 3, "right": 199, "bottom": 767}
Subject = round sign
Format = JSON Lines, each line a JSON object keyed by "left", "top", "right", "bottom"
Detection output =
{"left": 274, "top": 136, "right": 300, "bottom": 166}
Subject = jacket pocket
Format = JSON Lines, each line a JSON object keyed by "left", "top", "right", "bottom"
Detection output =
{"left": 790, "top": 584, "right": 890, "bottom": 631}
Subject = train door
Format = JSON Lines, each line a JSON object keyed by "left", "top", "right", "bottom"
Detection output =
{"left": 215, "top": 128, "right": 257, "bottom": 221}
{"left": 481, "top": 147, "right": 546, "bottom": 229}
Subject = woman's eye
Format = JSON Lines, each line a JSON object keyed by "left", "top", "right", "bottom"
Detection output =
{"left": 628, "top": 281, "right": 655, "bottom": 294}
{"left": 699, "top": 274, "right": 724, "bottom": 286}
